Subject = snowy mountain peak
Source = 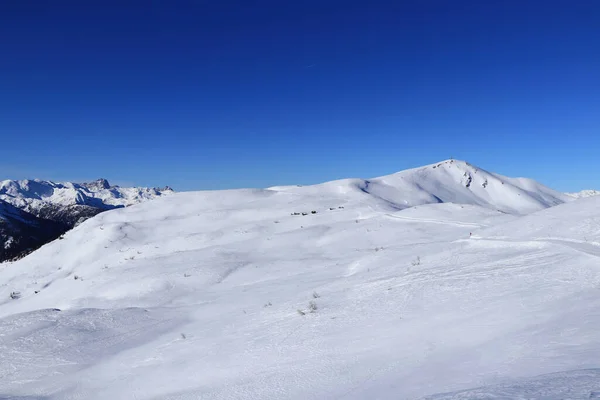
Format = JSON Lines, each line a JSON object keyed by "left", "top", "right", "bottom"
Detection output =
{"left": 565, "top": 189, "right": 600, "bottom": 199}
{"left": 288, "top": 159, "right": 571, "bottom": 215}
{"left": 82, "top": 178, "right": 111, "bottom": 190}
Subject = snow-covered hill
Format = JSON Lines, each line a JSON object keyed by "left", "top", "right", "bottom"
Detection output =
{"left": 1, "top": 160, "right": 599, "bottom": 399}
{"left": 566, "top": 189, "right": 600, "bottom": 199}
{"left": 272, "top": 159, "right": 572, "bottom": 215}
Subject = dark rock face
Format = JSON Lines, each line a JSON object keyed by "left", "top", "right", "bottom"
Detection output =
{"left": 33, "top": 203, "right": 109, "bottom": 227}
{"left": 81, "top": 178, "right": 111, "bottom": 191}
{"left": 0, "top": 201, "right": 64, "bottom": 262}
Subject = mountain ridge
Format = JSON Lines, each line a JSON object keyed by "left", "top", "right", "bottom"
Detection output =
{"left": 270, "top": 159, "right": 572, "bottom": 215}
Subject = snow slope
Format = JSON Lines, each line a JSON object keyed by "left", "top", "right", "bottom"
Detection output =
{"left": 1, "top": 162, "right": 600, "bottom": 399}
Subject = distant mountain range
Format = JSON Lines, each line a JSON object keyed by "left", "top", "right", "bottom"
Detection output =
{"left": 565, "top": 189, "right": 600, "bottom": 199}
{"left": 0, "top": 179, "right": 172, "bottom": 262}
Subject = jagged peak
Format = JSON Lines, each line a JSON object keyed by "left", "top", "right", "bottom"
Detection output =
{"left": 81, "top": 178, "right": 111, "bottom": 190}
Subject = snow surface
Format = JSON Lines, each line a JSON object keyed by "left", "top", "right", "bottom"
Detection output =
{"left": 1, "top": 160, "right": 599, "bottom": 399}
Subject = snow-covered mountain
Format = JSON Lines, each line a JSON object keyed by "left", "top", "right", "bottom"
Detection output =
{"left": 272, "top": 159, "right": 572, "bottom": 215}
{"left": 2, "top": 160, "right": 598, "bottom": 399}
{"left": 566, "top": 189, "right": 600, "bottom": 199}
{"left": 0, "top": 178, "right": 173, "bottom": 225}
{"left": 0, "top": 178, "right": 173, "bottom": 262}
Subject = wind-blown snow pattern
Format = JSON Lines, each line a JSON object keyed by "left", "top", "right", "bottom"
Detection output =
{"left": 1, "top": 161, "right": 599, "bottom": 399}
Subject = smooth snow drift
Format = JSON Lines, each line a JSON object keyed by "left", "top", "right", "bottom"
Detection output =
{"left": 1, "top": 160, "right": 598, "bottom": 399}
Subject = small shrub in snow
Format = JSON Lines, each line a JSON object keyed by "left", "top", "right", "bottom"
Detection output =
{"left": 411, "top": 256, "right": 421, "bottom": 266}
{"left": 297, "top": 309, "right": 306, "bottom": 316}
{"left": 180, "top": 333, "right": 187, "bottom": 339}
{"left": 308, "top": 300, "right": 318, "bottom": 313}
{"left": 312, "top": 291, "right": 320, "bottom": 299}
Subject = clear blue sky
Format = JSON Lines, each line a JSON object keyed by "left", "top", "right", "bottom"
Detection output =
{"left": 1, "top": 1, "right": 599, "bottom": 191}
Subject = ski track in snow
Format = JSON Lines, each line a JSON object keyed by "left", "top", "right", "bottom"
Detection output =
{"left": 385, "top": 213, "right": 489, "bottom": 228}
{"left": 470, "top": 236, "right": 600, "bottom": 259}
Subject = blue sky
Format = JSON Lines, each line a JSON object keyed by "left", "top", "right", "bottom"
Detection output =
{"left": 1, "top": 1, "right": 599, "bottom": 191}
